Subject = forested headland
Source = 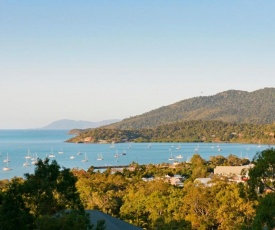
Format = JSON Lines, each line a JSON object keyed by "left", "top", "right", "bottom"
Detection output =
{"left": 67, "top": 120, "right": 275, "bottom": 144}
{"left": 67, "top": 88, "right": 275, "bottom": 145}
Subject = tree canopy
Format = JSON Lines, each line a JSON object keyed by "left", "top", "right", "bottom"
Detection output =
{"left": 0, "top": 158, "right": 92, "bottom": 230}
{"left": 1, "top": 149, "right": 275, "bottom": 230}
{"left": 248, "top": 148, "right": 275, "bottom": 193}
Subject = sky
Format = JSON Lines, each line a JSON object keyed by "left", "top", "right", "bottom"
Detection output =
{"left": 0, "top": 1, "right": 275, "bottom": 129}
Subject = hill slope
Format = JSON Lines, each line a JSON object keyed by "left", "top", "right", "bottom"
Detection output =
{"left": 106, "top": 88, "right": 275, "bottom": 129}
{"left": 42, "top": 119, "right": 121, "bottom": 130}
{"left": 66, "top": 120, "right": 275, "bottom": 144}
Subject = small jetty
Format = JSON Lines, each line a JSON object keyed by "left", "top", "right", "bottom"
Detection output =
{"left": 93, "top": 165, "right": 128, "bottom": 170}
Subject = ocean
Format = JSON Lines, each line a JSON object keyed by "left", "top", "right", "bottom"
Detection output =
{"left": 0, "top": 129, "right": 270, "bottom": 180}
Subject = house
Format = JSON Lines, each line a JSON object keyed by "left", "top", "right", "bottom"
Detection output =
{"left": 84, "top": 137, "right": 94, "bottom": 143}
{"left": 214, "top": 164, "right": 253, "bottom": 176}
{"left": 170, "top": 175, "right": 184, "bottom": 187}
{"left": 142, "top": 177, "right": 154, "bottom": 182}
{"left": 194, "top": 178, "right": 213, "bottom": 187}
{"left": 165, "top": 174, "right": 185, "bottom": 187}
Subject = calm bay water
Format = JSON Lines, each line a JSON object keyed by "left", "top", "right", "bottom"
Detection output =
{"left": 0, "top": 129, "right": 271, "bottom": 180}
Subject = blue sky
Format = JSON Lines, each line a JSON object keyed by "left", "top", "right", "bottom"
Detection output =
{"left": 0, "top": 1, "right": 274, "bottom": 128}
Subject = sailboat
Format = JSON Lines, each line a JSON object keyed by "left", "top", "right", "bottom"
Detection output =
{"left": 25, "top": 149, "right": 32, "bottom": 159}
{"left": 31, "top": 154, "right": 38, "bottom": 165}
{"left": 176, "top": 144, "right": 181, "bottom": 150}
{"left": 114, "top": 150, "right": 119, "bottom": 161}
{"left": 97, "top": 153, "right": 103, "bottom": 161}
{"left": 3, "top": 161, "right": 12, "bottom": 171}
{"left": 48, "top": 153, "right": 55, "bottom": 158}
{"left": 168, "top": 151, "right": 174, "bottom": 161}
{"left": 23, "top": 158, "right": 30, "bottom": 167}
{"left": 48, "top": 148, "right": 55, "bottom": 158}
{"left": 82, "top": 153, "right": 88, "bottom": 162}
{"left": 114, "top": 153, "right": 119, "bottom": 158}
{"left": 176, "top": 154, "right": 183, "bottom": 159}
{"left": 58, "top": 148, "right": 64, "bottom": 154}
{"left": 3, "top": 153, "right": 10, "bottom": 163}
{"left": 195, "top": 144, "right": 200, "bottom": 152}
{"left": 186, "top": 156, "right": 191, "bottom": 164}
{"left": 31, "top": 153, "right": 36, "bottom": 161}
{"left": 110, "top": 141, "right": 115, "bottom": 148}
{"left": 122, "top": 149, "right": 126, "bottom": 155}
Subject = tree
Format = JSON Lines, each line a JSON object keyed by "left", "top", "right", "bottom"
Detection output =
{"left": 190, "top": 154, "right": 208, "bottom": 180}
{"left": 248, "top": 148, "right": 275, "bottom": 193}
{"left": 0, "top": 159, "right": 94, "bottom": 230}
{"left": 247, "top": 148, "right": 275, "bottom": 229}
{"left": 74, "top": 170, "right": 128, "bottom": 217}
{"left": 227, "top": 154, "right": 243, "bottom": 166}
{"left": 251, "top": 193, "right": 275, "bottom": 229}
{"left": 0, "top": 178, "right": 33, "bottom": 230}
{"left": 120, "top": 183, "right": 149, "bottom": 228}
{"left": 181, "top": 181, "right": 216, "bottom": 229}
{"left": 35, "top": 210, "right": 92, "bottom": 230}
{"left": 213, "top": 182, "right": 256, "bottom": 229}
{"left": 120, "top": 180, "right": 184, "bottom": 229}
{"left": 209, "top": 155, "right": 227, "bottom": 166}
{"left": 23, "top": 158, "right": 84, "bottom": 217}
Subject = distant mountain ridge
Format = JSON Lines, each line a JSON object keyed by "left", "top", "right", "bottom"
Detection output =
{"left": 42, "top": 119, "right": 121, "bottom": 130}
{"left": 105, "top": 88, "right": 275, "bottom": 129}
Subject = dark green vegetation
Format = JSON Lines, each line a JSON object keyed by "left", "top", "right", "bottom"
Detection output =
{"left": 105, "top": 88, "right": 275, "bottom": 129}
{"left": 248, "top": 148, "right": 275, "bottom": 194}
{"left": 67, "top": 120, "right": 275, "bottom": 144}
{"left": 247, "top": 148, "right": 275, "bottom": 229}
{"left": 0, "top": 159, "right": 93, "bottom": 230}
{"left": 1, "top": 149, "right": 275, "bottom": 229}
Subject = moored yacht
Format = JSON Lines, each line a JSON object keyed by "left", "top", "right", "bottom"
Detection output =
{"left": 97, "top": 153, "right": 103, "bottom": 161}
{"left": 23, "top": 159, "right": 30, "bottom": 167}
{"left": 3, "top": 161, "right": 12, "bottom": 171}
{"left": 25, "top": 149, "right": 32, "bottom": 159}
{"left": 82, "top": 153, "right": 88, "bottom": 162}
{"left": 3, "top": 153, "right": 10, "bottom": 163}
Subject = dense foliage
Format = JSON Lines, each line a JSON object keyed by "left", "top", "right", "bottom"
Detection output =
{"left": 0, "top": 159, "right": 92, "bottom": 230}
{"left": 246, "top": 148, "right": 275, "bottom": 229}
{"left": 1, "top": 149, "right": 275, "bottom": 229}
{"left": 72, "top": 154, "right": 258, "bottom": 230}
{"left": 105, "top": 88, "right": 275, "bottom": 129}
{"left": 67, "top": 120, "right": 275, "bottom": 144}
{"left": 248, "top": 148, "right": 275, "bottom": 194}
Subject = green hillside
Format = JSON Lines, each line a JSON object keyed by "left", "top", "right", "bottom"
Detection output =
{"left": 67, "top": 120, "right": 275, "bottom": 144}
{"left": 105, "top": 88, "right": 275, "bottom": 129}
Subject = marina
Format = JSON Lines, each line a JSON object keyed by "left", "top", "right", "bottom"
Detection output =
{"left": 0, "top": 129, "right": 272, "bottom": 180}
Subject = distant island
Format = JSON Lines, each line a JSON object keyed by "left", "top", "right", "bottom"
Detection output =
{"left": 42, "top": 119, "right": 121, "bottom": 130}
